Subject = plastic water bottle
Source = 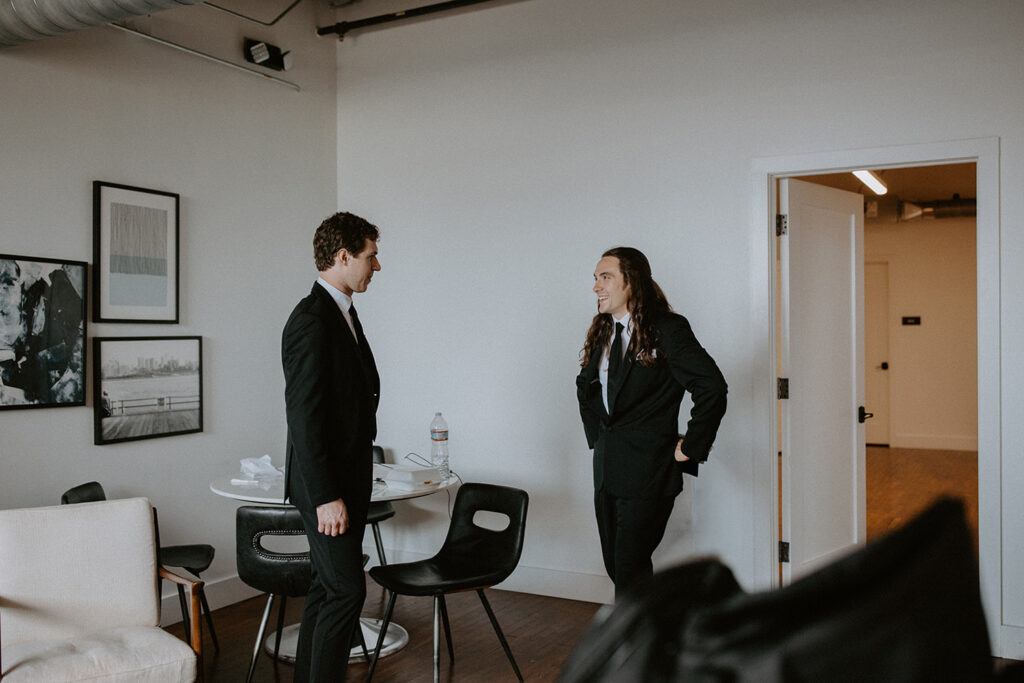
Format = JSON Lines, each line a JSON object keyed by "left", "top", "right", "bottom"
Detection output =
{"left": 430, "top": 411, "right": 450, "bottom": 479}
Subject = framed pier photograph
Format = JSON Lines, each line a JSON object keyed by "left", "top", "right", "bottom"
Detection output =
{"left": 93, "top": 336, "right": 202, "bottom": 445}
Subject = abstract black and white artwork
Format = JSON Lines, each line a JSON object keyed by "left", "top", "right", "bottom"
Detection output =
{"left": 93, "top": 181, "right": 179, "bottom": 323}
{"left": 0, "top": 254, "right": 87, "bottom": 410}
{"left": 93, "top": 336, "right": 202, "bottom": 445}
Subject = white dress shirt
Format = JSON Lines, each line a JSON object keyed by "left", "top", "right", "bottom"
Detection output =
{"left": 317, "top": 277, "right": 359, "bottom": 343}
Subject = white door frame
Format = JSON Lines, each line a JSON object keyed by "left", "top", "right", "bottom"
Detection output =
{"left": 748, "top": 138, "right": 1004, "bottom": 651}
{"left": 864, "top": 260, "right": 892, "bottom": 446}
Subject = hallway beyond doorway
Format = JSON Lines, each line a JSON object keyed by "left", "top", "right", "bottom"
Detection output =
{"left": 867, "top": 446, "right": 978, "bottom": 556}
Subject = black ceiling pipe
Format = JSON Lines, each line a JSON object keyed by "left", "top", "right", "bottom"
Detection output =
{"left": 317, "top": 0, "right": 497, "bottom": 40}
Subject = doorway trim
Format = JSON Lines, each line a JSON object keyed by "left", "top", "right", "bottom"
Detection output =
{"left": 748, "top": 138, "right": 1003, "bottom": 650}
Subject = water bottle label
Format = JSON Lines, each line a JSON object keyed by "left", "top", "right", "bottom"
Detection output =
{"left": 431, "top": 429, "right": 448, "bottom": 441}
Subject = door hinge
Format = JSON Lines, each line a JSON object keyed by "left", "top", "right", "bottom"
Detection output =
{"left": 776, "top": 214, "right": 788, "bottom": 236}
{"left": 777, "top": 377, "right": 789, "bottom": 399}
{"left": 779, "top": 541, "right": 790, "bottom": 563}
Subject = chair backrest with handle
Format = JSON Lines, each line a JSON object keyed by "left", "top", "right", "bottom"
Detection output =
{"left": 0, "top": 497, "right": 159, "bottom": 646}
{"left": 235, "top": 506, "right": 311, "bottom": 598}
{"left": 439, "top": 483, "right": 528, "bottom": 583}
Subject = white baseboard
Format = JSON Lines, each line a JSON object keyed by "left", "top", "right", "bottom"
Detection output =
{"left": 892, "top": 433, "right": 978, "bottom": 451}
{"left": 159, "top": 551, "right": 609, "bottom": 628}
{"left": 159, "top": 574, "right": 261, "bottom": 627}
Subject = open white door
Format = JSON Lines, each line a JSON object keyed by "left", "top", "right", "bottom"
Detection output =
{"left": 779, "top": 178, "right": 866, "bottom": 582}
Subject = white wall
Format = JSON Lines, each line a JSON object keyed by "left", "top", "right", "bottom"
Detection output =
{"left": 332, "top": 0, "right": 1024, "bottom": 655}
{"left": 0, "top": 2, "right": 338, "bottom": 617}
{"left": 866, "top": 216, "right": 977, "bottom": 450}
{"left": 3, "top": 0, "right": 1024, "bottom": 659}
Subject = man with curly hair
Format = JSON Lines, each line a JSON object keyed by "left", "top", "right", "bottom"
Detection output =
{"left": 282, "top": 211, "right": 381, "bottom": 682}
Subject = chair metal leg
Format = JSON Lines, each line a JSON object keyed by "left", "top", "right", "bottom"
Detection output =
{"left": 371, "top": 522, "right": 388, "bottom": 565}
{"left": 437, "top": 594, "right": 455, "bottom": 662}
{"left": 176, "top": 584, "right": 191, "bottom": 642}
{"left": 356, "top": 619, "right": 371, "bottom": 661}
{"left": 273, "top": 595, "right": 288, "bottom": 660}
{"left": 477, "top": 590, "right": 523, "bottom": 682}
{"left": 246, "top": 594, "right": 276, "bottom": 683}
{"left": 433, "top": 596, "right": 441, "bottom": 683}
{"left": 198, "top": 585, "right": 219, "bottom": 651}
{"left": 365, "top": 590, "right": 397, "bottom": 683}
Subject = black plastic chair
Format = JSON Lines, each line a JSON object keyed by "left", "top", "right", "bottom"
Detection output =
{"left": 365, "top": 482, "right": 529, "bottom": 682}
{"left": 236, "top": 505, "right": 312, "bottom": 683}
{"left": 367, "top": 445, "right": 396, "bottom": 565}
{"left": 235, "top": 505, "right": 371, "bottom": 682}
{"left": 60, "top": 481, "right": 219, "bottom": 651}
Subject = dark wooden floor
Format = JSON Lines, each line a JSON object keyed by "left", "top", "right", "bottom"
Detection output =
{"left": 168, "top": 449, "right": 1004, "bottom": 681}
{"left": 165, "top": 577, "right": 600, "bottom": 682}
{"left": 866, "top": 445, "right": 978, "bottom": 554}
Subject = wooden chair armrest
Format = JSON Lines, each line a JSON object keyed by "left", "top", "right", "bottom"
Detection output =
{"left": 159, "top": 566, "right": 204, "bottom": 680}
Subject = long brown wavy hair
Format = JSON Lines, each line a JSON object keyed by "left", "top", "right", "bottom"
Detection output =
{"left": 580, "top": 247, "right": 672, "bottom": 368}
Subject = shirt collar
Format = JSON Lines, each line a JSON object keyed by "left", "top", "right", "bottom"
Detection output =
{"left": 317, "top": 276, "right": 353, "bottom": 312}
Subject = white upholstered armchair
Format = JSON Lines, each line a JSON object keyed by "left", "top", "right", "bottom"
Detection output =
{"left": 0, "top": 497, "right": 202, "bottom": 682}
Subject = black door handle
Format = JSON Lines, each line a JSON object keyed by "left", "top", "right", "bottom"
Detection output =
{"left": 881, "top": 362, "right": 888, "bottom": 370}
{"left": 858, "top": 406, "right": 874, "bottom": 423}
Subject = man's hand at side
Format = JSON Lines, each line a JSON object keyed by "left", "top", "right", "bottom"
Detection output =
{"left": 674, "top": 438, "right": 690, "bottom": 462}
{"left": 317, "top": 499, "right": 349, "bottom": 536}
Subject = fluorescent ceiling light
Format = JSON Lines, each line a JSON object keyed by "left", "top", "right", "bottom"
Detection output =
{"left": 853, "top": 169, "right": 887, "bottom": 195}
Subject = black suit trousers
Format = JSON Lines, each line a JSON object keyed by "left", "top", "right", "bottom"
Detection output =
{"left": 292, "top": 486, "right": 368, "bottom": 683}
{"left": 594, "top": 488, "right": 675, "bottom": 600}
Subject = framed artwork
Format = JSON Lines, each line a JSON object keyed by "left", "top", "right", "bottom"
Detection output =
{"left": 0, "top": 254, "right": 87, "bottom": 410}
{"left": 93, "top": 181, "right": 179, "bottom": 323}
{"left": 93, "top": 336, "right": 202, "bottom": 445}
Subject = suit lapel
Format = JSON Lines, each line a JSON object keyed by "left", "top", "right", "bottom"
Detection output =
{"left": 310, "top": 285, "right": 379, "bottom": 392}
{"left": 582, "top": 347, "right": 608, "bottom": 420}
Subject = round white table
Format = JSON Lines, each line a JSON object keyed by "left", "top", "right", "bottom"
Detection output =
{"left": 210, "top": 473, "right": 459, "bottom": 663}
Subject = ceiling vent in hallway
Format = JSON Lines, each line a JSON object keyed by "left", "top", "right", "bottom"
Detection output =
{"left": 866, "top": 195, "right": 977, "bottom": 223}
{"left": 0, "top": 0, "right": 202, "bottom": 47}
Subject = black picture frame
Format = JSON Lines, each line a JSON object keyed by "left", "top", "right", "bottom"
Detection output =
{"left": 0, "top": 253, "right": 87, "bottom": 410}
{"left": 93, "top": 336, "right": 202, "bottom": 445}
{"left": 93, "top": 181, "right": 179, "bottom": 323}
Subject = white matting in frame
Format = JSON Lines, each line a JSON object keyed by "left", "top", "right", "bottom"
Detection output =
{"left": 93, "top": 181, "right": 179, "bottom": 323}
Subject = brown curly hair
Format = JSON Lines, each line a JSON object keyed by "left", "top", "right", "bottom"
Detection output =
{"left": 313, "top": 212, "right": 379, "bottom": 271}
{"left": 580, "top": 247, "right": 672, "bottom": 368}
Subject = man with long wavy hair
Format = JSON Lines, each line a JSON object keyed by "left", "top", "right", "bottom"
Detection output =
{"left": 577, "top": 246, "right": 727, "bottom": 599}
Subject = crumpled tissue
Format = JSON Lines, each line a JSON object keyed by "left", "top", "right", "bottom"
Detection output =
{"left": 233, "top": 454, "right": 284, "bottom": 490}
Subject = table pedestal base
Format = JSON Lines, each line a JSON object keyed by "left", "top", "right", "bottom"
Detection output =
{"left": 265, "top": 618, "right": 409, "bottom": 663}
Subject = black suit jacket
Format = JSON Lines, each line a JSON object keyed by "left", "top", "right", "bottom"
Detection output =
{"left": 282, "top": 283, "right": 380, "bottom": 520}
{"left": 576, "top": 312, "right": 727, "bottom": 499}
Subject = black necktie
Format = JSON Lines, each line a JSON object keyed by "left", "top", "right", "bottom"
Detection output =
{"left": 608, "top": 322, "right": 624, "bottom": 378}
{"left": 349, "top": 304, "right": 367, "bottom": 349}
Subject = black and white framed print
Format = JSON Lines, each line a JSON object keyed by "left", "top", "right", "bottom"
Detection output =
{"left": 93, "top": 181, "right": 179, "bottom": 323}
{"left": 0, "top": 254, "right": 87, "bottom": 410}
{"left": 93, "top": 336, "right": 202, "bottom": 445}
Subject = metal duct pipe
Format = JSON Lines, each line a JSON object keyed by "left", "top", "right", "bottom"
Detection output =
{"left": 0, "top": 0, "right": 202, "bottom": 47}
{"left": 900, "top": 196, "right": 977, "bottom": 221}
{"left": 866, "top": 195, "right": 977, "bottom": 223}
{"left": 317, "top": 0, "right": 498, "bottom": 40}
